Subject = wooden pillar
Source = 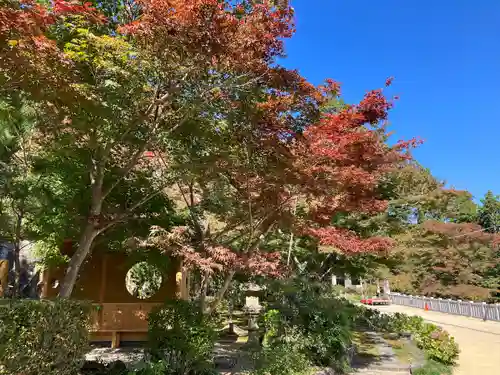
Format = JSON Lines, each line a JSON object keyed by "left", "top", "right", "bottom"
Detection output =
{"left": 111, "top": 331, "right": 121, "bottom": 349}
{"left": 40, "top": 267, "right": 51, "bottom": 299}
{"left": 99, "top": 254, "right": 108, "bottom": 303}
{"left": 175, "top": 270, "right": 182, "bottom": 299}
{"left": 186, "top": 269, "right": 191, "bottom": 299}
{"left": 180, "top": 268, "right": 189, "bottom": 300}
{"left": 0, "top": 260, "right": 8, "bottom": 297}
{"left": 175, "top": 259, "right": 190, "bottom": 300}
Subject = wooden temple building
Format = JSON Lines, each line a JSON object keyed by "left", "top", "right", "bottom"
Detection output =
{"left": 1, "top": 242, "right": 189, "bottom": 348}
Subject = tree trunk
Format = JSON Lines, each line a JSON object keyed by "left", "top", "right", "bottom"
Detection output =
{"left": 59, "top": 154, "right": 104, "bottom": 298}
{"left": 58, "top": 224, "right": 98, "bottom": 298}
{"left": 186, "top": 270, "right": 191, "bottom": 300}
{"left": 199, "top": 271, "right": 210, "bottom": 312}
{"left": 12, "top": 246, "right": 21, "bottom": 298}
{"left": 286, "top": 198, "right": 298, "bottom": 266}
{"left": 208, "top": 270, "right": 235, "bottom": 313}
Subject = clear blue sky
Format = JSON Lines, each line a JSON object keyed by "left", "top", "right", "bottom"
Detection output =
{"left": 281, "top": 0, "right": 499, "bottom": 201}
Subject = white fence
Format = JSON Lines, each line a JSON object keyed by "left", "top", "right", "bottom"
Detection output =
{"left": 388, "top": 293, "right": 500, "bottom": 322}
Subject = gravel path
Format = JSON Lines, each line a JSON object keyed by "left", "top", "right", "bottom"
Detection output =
{"left": 371, "top": 304, "right": 500, "bottom": 375}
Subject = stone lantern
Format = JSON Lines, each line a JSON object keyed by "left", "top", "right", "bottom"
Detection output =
{"left": 242, "top": 283, "right": 264, "bottom": 344}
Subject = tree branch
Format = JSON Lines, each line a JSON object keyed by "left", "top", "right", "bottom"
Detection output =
{"left": 97, "top": 185, "right": 167, "bottom": 235}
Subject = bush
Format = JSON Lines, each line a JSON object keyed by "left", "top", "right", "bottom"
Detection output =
{"left": 412, "top": 323, "right": 459, "bottom": 365}
{"left": 261, "top": 309, "right": 281, "bottom": 347}
{"left": 302, "top": 298, "right": 353, "bottom": 371}
{"left": 147, "top": 299, "right": 220, "bottom": 375}
{"left": 252, "top": 325, "right": 312, "bottom": 375}
{"left": 331, "top": 285, "right": 347, "bottom": 296}
{"left": 133, "top": 361, "right": 171, "bottom": 375}
{"left": 412, "top": 359, "right": 453, "bottom": 375}
{"left": 81, "top": 360, "right": 172, "bottom": 375}
{"left": 356, "top": 308, "right": 459, "bottom": 365}
{"left": 0, "top": 299, "right": 91, "bottom": 375}
{"left": 264, "top": 278, "right": 355, "bottom": 372}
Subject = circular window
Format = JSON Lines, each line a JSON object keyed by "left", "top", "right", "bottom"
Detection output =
{"left": 125, "top": 262, "right": 163, "bottom": 299}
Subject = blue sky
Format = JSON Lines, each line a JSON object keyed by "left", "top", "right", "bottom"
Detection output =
{"left": 281, "top": 0, "right": 499, "bottom": 201}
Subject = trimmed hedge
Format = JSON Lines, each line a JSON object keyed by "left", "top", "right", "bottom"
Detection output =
{"left": 0, "top": 299, "right": 91, "bottom": 375}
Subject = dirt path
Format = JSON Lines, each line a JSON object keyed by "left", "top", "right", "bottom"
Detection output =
{"left": 371, "top": 304, "right": 500, "bottom": 375}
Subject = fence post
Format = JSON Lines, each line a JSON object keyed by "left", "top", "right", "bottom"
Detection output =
{"left": 496, "top": 304, "right": 500, "bottom": 321}
{"left": 482, "top": 302, "right": 487, "bottom": 321}
{"left": 457, "top": 300, "right": 462, "bottom": 315}
{"left": 469, "top": 301, "right": 474, "bottom": 317}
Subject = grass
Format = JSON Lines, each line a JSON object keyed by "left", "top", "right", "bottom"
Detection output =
{"left": 383, "top": 335, "right": 452, "bottom": 375}
{"left": 384, "top": 337, "right": 415, "bottom": 363}
{"left": 412, "top": 359, "right": 453, "bottom": 375}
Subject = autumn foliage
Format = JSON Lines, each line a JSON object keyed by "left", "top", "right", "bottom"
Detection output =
{"left": 293, "top": 84, "right": 420, "bottom": 254}
{"left": 391, "top": 220, "right": 499, "bottom": 300}
{"left": 141, "top": 226, "right": 283, "bottom": 277}
{"left": 0, "top": 0, "right": 420, "bottom": 292}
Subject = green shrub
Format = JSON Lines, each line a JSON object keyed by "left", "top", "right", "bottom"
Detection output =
{"left": 261, "top": 309, "right": 280, "bottom": 346}
{"left": 0, "top": 299, "right": 91, "bottom": 375}
{"left": 356, "top": 308, "right": 459, "bottom": 365}
{"left": 384, "top": 314, "right": 458, "bottom": 365}
{"left": 412, "top": 323, "right": 459, "bottom": 365}
{"left": 331, "top": 285, "right": 347, "bottom": 296}
{"left": 300, "top": 297, "right": 353, "bottom": 371}
{"left": 412, "top": 359, "right": 453, "bottom": 375}
{"left": 264, "top": 278, "right": 355, "bottom": 371}
{"left": 147, "top": 299, "right": 220, "bottom": 375}
{"left": 252, "top": 327, "right": 312, "bottom": 375}
{"left": 133, "top": 361, "right": 170, "bottom": 375}
{"left": 386, "top": 313, "right": 425, "bottom": 333}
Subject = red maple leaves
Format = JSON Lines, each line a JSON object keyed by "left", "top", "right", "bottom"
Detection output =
{"left": 294, "top": 81, "right": 421, "bottom": 254}
{"left": 0, "top": 0, "right": 105, "bottom": 100}
{"left": 143, "top": 226, "right": 283, "bottom": 277}
{"left": 0, "top": 2, "right": 52, "bottom": 37}
{"left": 118, "top": 0, "right": 294, "bottom": 74}
{"left": 0, "top": 0, "right": 423, "bottom": 276}
{"left": 423, "top": 221, "right": 500, "bottom": 245}
{"left": 308, "top": 227, "right": 394, "bottom": 254}
{"left": 0, "top": 0, "right": 103, "bottom": 38}
{"left": 53, "top": 0, "right": 105, "bottom": 22}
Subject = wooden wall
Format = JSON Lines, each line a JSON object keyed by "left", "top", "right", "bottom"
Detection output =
{"left": 41, "top": 250, "right": 185, "bottom": 347}
{"left": 43, "top": 252, "right": 179, "bottom": 303}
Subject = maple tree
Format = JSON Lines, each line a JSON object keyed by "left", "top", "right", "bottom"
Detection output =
{"left": 323, "top": 162, "right": 500, "bottom": 301}
{"left": 140, "top": 80, "right": 420, "bottom": 308}
{"left": 1, "top": 0, "right": 299, "bottom": 297}
{"left": 0, "top": 0, "right": 418, "bottom": 300}
{"left": 389, "top": 220, "right": 499, "bottom": 301}
{"left": 296, "top": 160, "right": 490, "bottom": 293}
